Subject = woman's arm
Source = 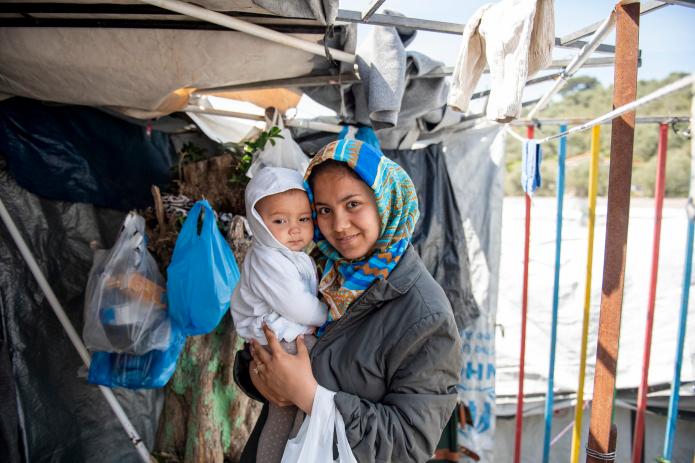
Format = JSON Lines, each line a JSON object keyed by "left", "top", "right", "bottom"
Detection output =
{"left": 334, "top": 311, "right": 462, "bottom": 463}
{"left": 250, "top": 325, "right": 318, "bottom": 413}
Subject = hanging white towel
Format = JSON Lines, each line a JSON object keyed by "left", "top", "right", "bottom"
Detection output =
{"left": 447, "top": 0, "right": 555, "bottom": 123}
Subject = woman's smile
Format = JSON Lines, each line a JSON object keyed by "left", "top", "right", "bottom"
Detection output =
{"left": 311, "top": 167, "right": 381, "bottom": 260}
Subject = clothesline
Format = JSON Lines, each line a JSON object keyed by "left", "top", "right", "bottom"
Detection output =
{"left": 505, "top": 73, "right": 695, "bottom": 145}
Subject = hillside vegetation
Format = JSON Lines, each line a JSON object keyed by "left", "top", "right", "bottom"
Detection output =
{"left": 505, "top": 72, "right": 692, "bottom": 197}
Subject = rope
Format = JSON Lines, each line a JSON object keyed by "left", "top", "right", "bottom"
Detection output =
{"left": 505, "top": 74, "right": 695, "bottom": 145}
{"left": 585, "top": 446, "right": 616, "bottom": 462}
{"left": 542, "top": 125, "right": 568, "bottom": 463}
{"left": 570, "top": 125, "right": 601, "bottom": 463}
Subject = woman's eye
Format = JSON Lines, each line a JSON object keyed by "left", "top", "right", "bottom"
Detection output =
{"left": 318, "top": 207, "right": 331, "bottom": 215}
{"left": 347, "top": 201, "right": 360, "bottom": 209}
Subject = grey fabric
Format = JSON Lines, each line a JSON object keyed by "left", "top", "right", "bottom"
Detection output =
{"left": 304, "top": 11, "right": 454, "bottom": 150}
{"left": 235, "top": 247, "right": 462, "bottom": 463}
{"left": 252, "top": 0, "right": 338, "bottom": 25}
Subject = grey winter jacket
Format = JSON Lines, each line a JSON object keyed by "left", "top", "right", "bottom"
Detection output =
{"left": 235, "top": 246, "right": 463, "bottom": 462}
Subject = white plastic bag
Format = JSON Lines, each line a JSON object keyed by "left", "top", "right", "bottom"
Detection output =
{"left": 281, "top": 385, "right": 357, "bottom": 463}
{"left": 246, "top": 110, "right": 310, "bottom": 178}
{"left": 83, "top": 212, "right": 171, "bottom": 355}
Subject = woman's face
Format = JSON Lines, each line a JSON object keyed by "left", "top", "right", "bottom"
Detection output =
{"left": 312, "top": 167, "right": 381, "bottom": 260}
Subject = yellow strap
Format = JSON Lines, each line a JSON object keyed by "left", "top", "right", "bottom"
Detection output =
{"left": 570, "top": 125, "right": 601, "bottom": 463}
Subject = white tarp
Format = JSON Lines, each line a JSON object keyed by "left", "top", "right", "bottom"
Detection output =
{"left": 496, "top": 196, "right": 695, "bottom": 412}
{"left": 442, "top": 123, "right": 506, "bottom": 462}
{"left": 0, "top": 27, "right": 334, "bottom": 113}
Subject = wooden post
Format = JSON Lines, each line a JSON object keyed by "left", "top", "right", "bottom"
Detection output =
{"left": 585, "top": 2, "right": 640, "bottom": 462}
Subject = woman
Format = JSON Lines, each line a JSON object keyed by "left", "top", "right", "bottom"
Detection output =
{"left": 234, "top": 139, "right": 463, "bottom": 462}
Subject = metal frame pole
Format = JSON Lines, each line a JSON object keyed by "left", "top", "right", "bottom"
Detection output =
{"left": 662, "top": 81, "right": 695, "bottom": 462}
{"left": 542, "top": 125, "right": 568, "bottom": 463}
{"left": 138, "top": 0, "right": 356, "bottom": 63}
{"left": 585, "top": 2, "right": 640, "bottom": 462}
{"left": 571, "top": 125, "right": 602, "bottom": 463}
{"left": 631, "top": 123, "right": 669, "bottom": 463}
{"left": 513, "top": 124, "right": 535, "bottom": 463}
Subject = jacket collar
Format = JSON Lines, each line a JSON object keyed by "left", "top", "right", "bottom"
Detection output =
{"left": 347, "top": 245, "right": 423, "bottom": 313}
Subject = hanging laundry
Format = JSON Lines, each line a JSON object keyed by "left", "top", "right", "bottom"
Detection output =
{"left": 521, "top": 140, "right": 543, "bottom": 194}
{"left": 448, "top": 0, "right": 555, "bottom": 123}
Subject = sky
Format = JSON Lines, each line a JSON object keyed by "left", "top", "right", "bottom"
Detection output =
{"left": 299, "top": 0, "right": 695, "bottom": 116}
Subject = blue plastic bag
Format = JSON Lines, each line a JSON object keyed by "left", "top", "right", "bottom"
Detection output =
{"left": 166, "top": 200, "right": 240, "bottom": 335}
{"left": 87, "top": 324, "right": 186, "bottom": 389}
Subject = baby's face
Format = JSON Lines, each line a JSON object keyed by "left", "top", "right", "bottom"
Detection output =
{"left": 256, "top": 189, "right": 314, "bottom": 252}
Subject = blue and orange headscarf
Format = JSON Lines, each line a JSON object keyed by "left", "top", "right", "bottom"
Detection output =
{"left": 304, "top": 139, "right": 420, "bottom": 322}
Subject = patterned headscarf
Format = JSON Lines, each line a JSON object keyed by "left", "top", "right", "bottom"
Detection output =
{"left": 304, "top": 139, "right": 420, "bottom": 322}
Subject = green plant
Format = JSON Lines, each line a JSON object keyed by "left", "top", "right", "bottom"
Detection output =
{"left": 227, "top": 126, "right": 284, "bottom": 186}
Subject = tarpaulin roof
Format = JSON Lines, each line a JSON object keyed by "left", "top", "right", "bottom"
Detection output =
{"left": 0, "top": 0, "right": 348, "bottom": 115}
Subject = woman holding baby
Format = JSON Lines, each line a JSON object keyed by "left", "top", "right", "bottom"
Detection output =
{"left": 233, "top": 139, "right": 463, "bottom": 463}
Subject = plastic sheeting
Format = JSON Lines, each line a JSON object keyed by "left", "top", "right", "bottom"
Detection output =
{"left": 0, "top": 24, "right": 348, "bottom": 114}
{"left": 0, "top": 98, "right": 175, "bottom": 211}
{"left": 441, "top": 124, "right": 506, "bottom": 462}
{"left": 0, "top": 166, "right": 162, "bottom": 463}
{"left": 385, "top": 144, "right": 480, "bottom": 330}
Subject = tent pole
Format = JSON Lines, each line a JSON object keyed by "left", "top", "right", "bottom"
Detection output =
{"left": 571, "top": 125, "right": 601, "bottom": 463}
{"left": 585, "top": 2, "right": 640, "bottom": 462}
{"left": 631, "top": 123, "right": 669, "bottom": 463}
{"left": 138, "top": 0, "right": 356, "bottom": 64}
{"left": 542, "top": 125, "right": 568, "bottom": 463}
{"left": 662, "top": 81, "right": 695, "bottom": 462}
{"left": 513, "top": 124, "right": 534, "bottom": 463}
{"left": 0, "top": 198, "right": 151, "bottom": 463}
{"left": 527, "top": 11, "right": 616, "bottom": 119}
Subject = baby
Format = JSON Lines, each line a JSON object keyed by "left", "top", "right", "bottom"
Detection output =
{"left": 231, "top": 166, "right": 326, "bottom": 463}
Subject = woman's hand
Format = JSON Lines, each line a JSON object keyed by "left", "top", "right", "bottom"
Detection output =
{"left": 250, "top": 324, "right": 318, "bottom": 414}
{"left": 249, "top": 357, "right": 293, "bottom": 407}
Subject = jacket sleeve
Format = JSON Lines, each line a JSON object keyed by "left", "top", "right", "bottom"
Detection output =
{"left": 333, "top": 310, "right": 462, "bottom": 463}
{"left": 248, "top": 256, "right": 327, "bottom": 327}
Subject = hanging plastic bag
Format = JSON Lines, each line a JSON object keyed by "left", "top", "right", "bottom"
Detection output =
{"left": 83, "top": 213, "right": 171, "bottom": 355}
{"left": 281, "top": 386, "right": 357, "bottom": 463}
{"left": 246, "top": 109, "right": 310, "bottom": 178}
{"left": 167, "top": 199, "right": 240, "bottom": 335}
{"left": 87, "top": 323, "right": 186, "bottom": 389}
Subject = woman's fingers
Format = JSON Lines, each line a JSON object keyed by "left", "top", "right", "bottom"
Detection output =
{"left": 262, "top": 323, "right": 284, "bottom": 356}
{"left": 296, "top": 335, "right": 309, "bottom": 357}
{"left": 251, "top": 340, "right": 273, "bottom": 365}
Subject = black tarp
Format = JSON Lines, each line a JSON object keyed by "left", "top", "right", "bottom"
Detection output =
{"left": 0, "top": 98, "right": 175, "bottom": 211}
{"left": 0, "top": 161, "right": 161, "bottom": 463}
{"left": 385, "top": 143, "right": 480, "bottom": 330}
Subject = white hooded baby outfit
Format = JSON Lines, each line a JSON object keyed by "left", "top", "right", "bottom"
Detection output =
{"left": 230, "top": 167, "right": 327, "bottom": 345}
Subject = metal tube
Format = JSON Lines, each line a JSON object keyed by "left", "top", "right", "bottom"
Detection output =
{"left": 184, "top": 106, "right": 344, "bottom": 133}
{"left": 631, "top": 123, "right": 669, "bottom": 463}
{"left": 571, "top": 125, "right": 601, "bottom": 463}
{"left": 0, "top": 197, "right": 151, "bottom": 463}
{"left": 527, "top": 11, "right": 616, "bottom": 119}
{"left": 138, "top": 0, "right": 356, "bottom": 64}
{"left": 542, "top": 125, "right": 568, "bottom": 463}
{"left": 513, "top": 125, "right": 535, "bottom": 463}
{"left": 663, "top": 80, "right": 695, "bottom": 461}
{"left": 586, "top": 3, "right": 640, "bottom": 462}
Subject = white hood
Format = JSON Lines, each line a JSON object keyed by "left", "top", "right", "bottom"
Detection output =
{"left": 245, "top": 166, "right": 307, "bottom": 251}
